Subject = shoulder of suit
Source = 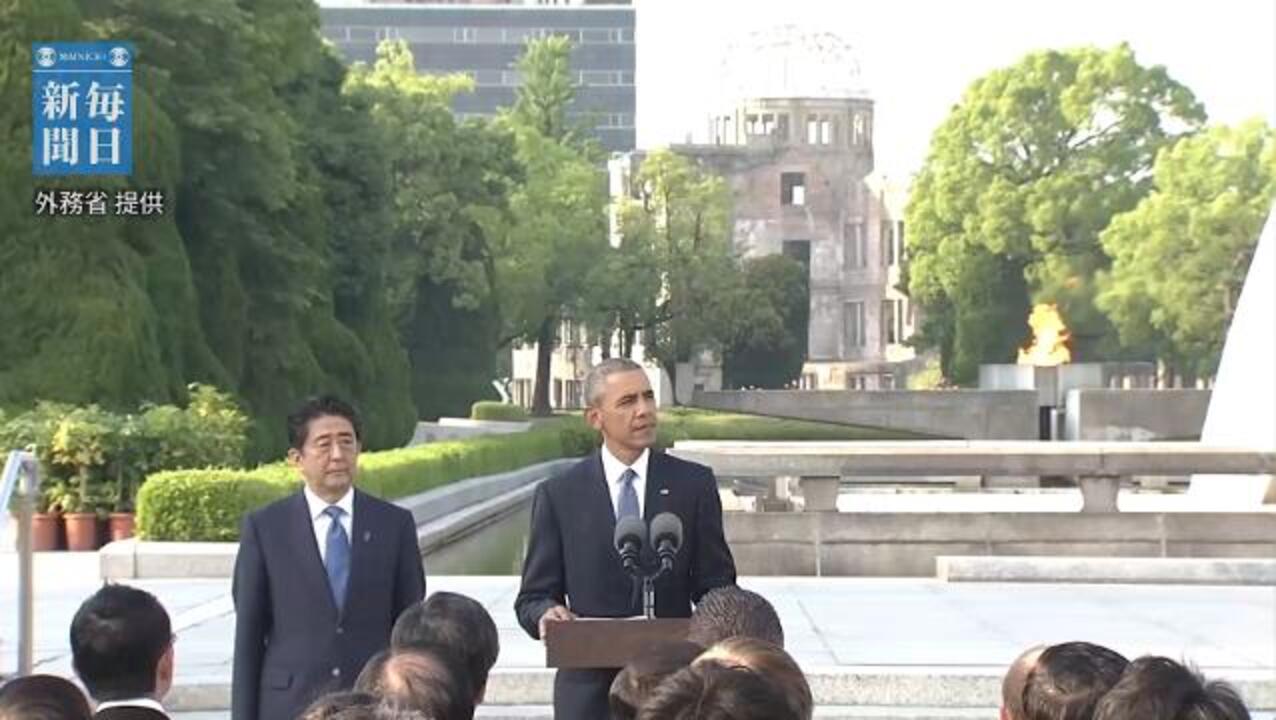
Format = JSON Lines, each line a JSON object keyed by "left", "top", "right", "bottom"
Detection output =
{"left": 654, "top": 450, "right": 712, "bottom": 478}
{"left": 248, "top": 490, "right": 303, "bottom": 522}
{"left": 541, "top": 454, "right": 597, "bottom": 492}
{"left": 354, "top": 488, "right": 411, "bottom": 517}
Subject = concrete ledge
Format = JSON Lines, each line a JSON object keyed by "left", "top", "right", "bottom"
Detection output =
{"left": 102, "top": 459, "right": 578, "bottom": 580}
{"left": 937, "top": 556, "right": 1276, "bottom": 585}
{"left": 161, "top": 669, "right": 1276, "bottom": 712}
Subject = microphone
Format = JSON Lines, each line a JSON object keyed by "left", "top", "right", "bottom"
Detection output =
{"left": 649, "top": 512, "right": 683, "bottom": 573}
{"left": 614, "top": 516, "right": 647, "bottom": 574}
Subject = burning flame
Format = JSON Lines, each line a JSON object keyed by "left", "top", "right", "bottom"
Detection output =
{"left": 1018, "top": 303, "right": 1072, "bottom": 366}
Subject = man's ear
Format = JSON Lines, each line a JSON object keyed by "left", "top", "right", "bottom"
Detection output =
{"left": 584, "top": 406, "right": 603, "bottom": 432}
{"left": 286, "top": 447, "right": 302, "bottom": 468}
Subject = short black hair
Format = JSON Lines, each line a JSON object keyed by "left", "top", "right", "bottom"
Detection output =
{"left": 288, "top": 395, "right": 363, "bottom": 450}
{"left": 1023, "top": 641, "right": 1129, "bottom": 720}
{"left": 391, "top": 592, "right": 499, "bottom": 700}
{"left": 688, "top": 585, "right": 784, "bottom": 647}
{"left": 70, "top": 584, "right": 172, "bottom": 702}
{"left": 635, "top": 661, "right": 801, "bottom": 720}
{"left": 1094, "top": 656, "right": 1251, "bottom": 720}
{"left": 0, "top": 674, "right": 92, "bottom": 720}
{"left": 355, "top": 648, "right": 474, "bottom": 720}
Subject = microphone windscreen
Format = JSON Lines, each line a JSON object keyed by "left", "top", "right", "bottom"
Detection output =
{"left": 614, "top": 515, "right": 648, "bottom": 551}
{"left": 650, "top": 512, "right": 683, "bottom": 551}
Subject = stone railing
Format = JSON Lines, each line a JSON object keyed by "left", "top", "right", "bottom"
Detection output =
{"left": 670, "top": 441, "right": 1276, "bottom": 513}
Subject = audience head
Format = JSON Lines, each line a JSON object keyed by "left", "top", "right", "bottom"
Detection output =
{"left": 608, "top": 640, "right": 704, "bottom": 720}
{"left": 689, "top": 586, "right": 784, "bottom": 648}
{"left": 1094, "top": 656, "right": 1250, "bottom": 720}
{"left": 636, "top": 661, "right": 801, "bottom": 720}
{"left": 391, "top": 592, "right": 499, "bottom": 702}
{"left": 1023, "top": 641, "right": 1129, "bottom": 720}
{"left": 696, "top": 637, "right": 812, "bottom": 720}
{"left": 0, "top": 675, "right": 92, "bottom": 720}
{"left": 69, "top": 583, "right": 174, "bottom": 702}
{"left": 298, "top": 691, "right": 378, "bottom": 720}
{"left": 1002, "top": 645, "right": 1047, "bottom": 720}
{"left": 355, "top": 648, "right": 474, "bottom": 720}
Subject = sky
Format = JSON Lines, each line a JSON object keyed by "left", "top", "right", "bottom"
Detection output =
{"left": 635, "top": 0, "right": 1276, "bottom": 180}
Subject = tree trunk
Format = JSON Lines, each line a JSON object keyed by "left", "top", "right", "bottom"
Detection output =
{"left": 531, "top": 315, "right": 556, "bottom": 416}
{"left": 662, "top": 359, "right": 680, "bottom": 406}
{"left": 621, "top": 327, "right": 635, "bottom": 359}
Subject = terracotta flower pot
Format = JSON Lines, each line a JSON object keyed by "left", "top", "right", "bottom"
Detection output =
{"left": 64, "top": 512, "right": 100, "bottom": 552}
{"left": 108, "top": 512, "right": 136, "bottom": 542}
{"left": 31, "top": 512, "right": 63, "bottom": 551}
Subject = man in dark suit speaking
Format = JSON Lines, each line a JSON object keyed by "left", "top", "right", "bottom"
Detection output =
{"left": 515, "top": 358, "right": 737, "bottom": 719}
{"left": 231, "top": 396, "right": 426, "bottom": 720}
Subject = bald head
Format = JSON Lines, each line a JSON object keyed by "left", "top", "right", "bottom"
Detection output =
{"left": 1002, "top": 645, "right": 1046, "bottom": 720}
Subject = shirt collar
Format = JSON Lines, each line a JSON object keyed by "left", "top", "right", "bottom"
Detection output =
{"left": 600, "top": 444, "right": 650, "bottom": 487}
{"left": 304, "top": 485, "right": 354, "bottom": 521}
{"left": 95, "top": 698, "right": 165, "bottom": 713}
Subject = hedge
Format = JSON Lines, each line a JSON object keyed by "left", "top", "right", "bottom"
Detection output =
{"left": 470, "top": 401, "right": 530, "bottom": 422}
{"left": 137, "top": 425, "right": 569, "bottom": 541}
{"left": 137, "top": 408, "right": 916, "bottom": 541}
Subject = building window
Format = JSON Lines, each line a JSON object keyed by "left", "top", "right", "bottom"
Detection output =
{"left": 896, "top": 220, "right": 906, "bottom": 262}
{"left": 844, "top": 301, "right": 865, "bottom": 351}
{"left": 453, "top": 27, "right": 477, "bottom": 43}
{"left": 800, "top": 372, "right": 818, "bottom": 390}
{"left": 843, "top": 222, "right": 866, "bottom": 269}
{"left": 881, "top": 220, "right": 895, "bottom": 266}
{"left": 881, "top": 373, "right": 895, "bottom": 389}
{"left": 806, "top": 116, "right": 819, "bottom": 144}
{"left": 847, "top": 374, "right": 868, "bottom": 390}
{"left": 781, "top": 172, "right": 805, "bottom": 206}
{"left": 821, "top": 118, "right": 832, "bottom": 144}
{"left": 881, "top": 300, "right": 897, "bottom": 345}
{"left": 513, "top": 379, "right": 533, "bottom": 408}
{"left": 776, "top": 113, "right": 791, "bottom": 140}
{"left": 746, "top": 113, "right": 777, "bottom": 137}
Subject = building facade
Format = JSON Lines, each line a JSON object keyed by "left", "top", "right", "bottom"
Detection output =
{"left": 317, "top": 0, "right": 636, "bottom": 152}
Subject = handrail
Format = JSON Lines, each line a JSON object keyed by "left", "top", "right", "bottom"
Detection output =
{"left": 2, "top": 450, "right": 40, "bottom": 676}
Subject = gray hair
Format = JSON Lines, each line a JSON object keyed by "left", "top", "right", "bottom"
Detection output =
{"left": 584, "top": 358, "right": 645, "bottom": 408}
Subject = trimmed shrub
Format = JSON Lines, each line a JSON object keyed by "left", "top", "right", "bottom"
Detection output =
{"left": 470, "top": 401, "right": 530, "bottom": 422}
{"left": 137, "top": 469, "right": 297, "bottom": 541}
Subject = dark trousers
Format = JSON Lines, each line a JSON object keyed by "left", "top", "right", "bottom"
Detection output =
{"left": 553, "top": 668, "right": 619, "bottom": 720}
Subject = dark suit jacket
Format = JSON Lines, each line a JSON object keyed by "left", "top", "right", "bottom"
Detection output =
{"left": 94, "top": 706, "right": 168, "bottom": 720}
{"left": 515, "top": 449, "right": 737, "bottom": 719}
{"left": 231, "top": 488, "right": 426, "bottom": 720}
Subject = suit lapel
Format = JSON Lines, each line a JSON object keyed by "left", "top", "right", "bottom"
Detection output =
{"left": 289, "top": 491, "right": 339, "bottom": 621}
{"left": 643, "top": 450, "right": 666, "bottom": 522}
{"left": 345, "top": 490, "right": 373, "bottom": 617}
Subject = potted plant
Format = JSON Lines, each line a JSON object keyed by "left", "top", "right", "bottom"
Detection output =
{"left": 49, "top": 409, "right": 111, "bottom": 552}
{"left": 31, "top": 480, "right": 68, "bottom": 551}
{"left": 61, "top": 473, "right": 103, "bottom": 551}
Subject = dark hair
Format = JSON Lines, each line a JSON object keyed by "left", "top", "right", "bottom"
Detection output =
{"left": 0, "top": 675, "right": 92, "bottom": 720}
{"left": 298, "top": 691, "right": 378, "bottom": 720}
{"left": 1002, "top": 646, "right": 1046, "bottom": 720}
{"left": 1023, "top": 642, "right": 1129, "bottom": 720}
{"left": 696, "top": 636, "right": 812, "bottom": 720}
{"left": 69, "top": 584, "right": 172, "bottom": 702}
{"left": 288, "top": 395, "right": 363, "bottom": 450}
{"left": 391, "top": 592, "right": 499, "bottom": 701}
{"left": 636, "top": 661, "right": 801, "bottom": 720}
{"left": 609, "top": 640, "right": 704, "bottom": 720}
{"left": 1094, "top": 656, "right": 1250, "bottom": 720}
{"left": 355, "top": 648, "right": 474, "bottom": 720}
{"left": 688, "top": 586, "right": 784, "bottom": 648}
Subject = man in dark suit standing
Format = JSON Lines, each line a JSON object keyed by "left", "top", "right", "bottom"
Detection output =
{"left": 232, "top": 396, "right": 426, "bottom": 720}
{"left": 71, "top": 584, "right": 175, "bottom": 719}
{"left": 515, "top": 358, "right": 737, "bottom": 719}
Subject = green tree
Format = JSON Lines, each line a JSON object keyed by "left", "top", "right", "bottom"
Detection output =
{"left": 721, "top": 254, "right": 809, "bottom": 389}
{"left": 610, "top": 150, "right": 735, "bottom": 401}
{"left": 1097, "top": 119, "right": 1276, "bottom": 377}
{"left": 500, "top": 36, "right": 608, "bottom": 416}
{"left": 906, "top": 44, "right": 1205, "bottom": 384}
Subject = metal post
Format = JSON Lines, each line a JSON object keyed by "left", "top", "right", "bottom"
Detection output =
{"left": 3, "top": 451, "right": 39, "bottom": 675}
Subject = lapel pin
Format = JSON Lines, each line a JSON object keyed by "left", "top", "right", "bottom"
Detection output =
{"left": 363, "top": 531, "right": 372, "bottom": 542}
{"left": 659, "top": 488, "right": 670, "bottom": 496}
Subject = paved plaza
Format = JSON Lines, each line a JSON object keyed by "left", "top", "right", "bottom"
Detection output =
{"left": 2, "top": 553, "right": 1273, "bottom": 718}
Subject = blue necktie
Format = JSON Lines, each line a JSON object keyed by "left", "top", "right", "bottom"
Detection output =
{"left": 618, "top": 468, "right": 640, "bottom": 520}
{"left": 323, "top": 506, "right": 350, "bottom": 612}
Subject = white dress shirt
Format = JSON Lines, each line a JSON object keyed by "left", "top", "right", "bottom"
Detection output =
{"left": 95, "top": 697, "right": 167, "bottom": 715}
{"left": 600, "top": 444, "right": 649, "bottom": 520}
{"left": 303, "top": 485, "right": 354, "bottom": 563}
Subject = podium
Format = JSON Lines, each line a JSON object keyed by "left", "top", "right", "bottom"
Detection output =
{"left": 544, "top": 617, "right": 690, "bottom": 669}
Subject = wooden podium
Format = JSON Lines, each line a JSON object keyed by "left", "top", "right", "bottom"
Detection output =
{"left": 544, "top": 617, "right": 690, "bottom": 669}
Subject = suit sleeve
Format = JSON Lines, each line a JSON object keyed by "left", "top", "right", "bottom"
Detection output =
{"left": 392, "top": 507, "right": 426, "bottom": 619}
{"left": 690, "top": 467, "right": 737, "bottom": 602}
{"left": 231, "top": 513, "right": 269, "bottom": 720}
{"left": 514, "top": 480, "right": 564, "bottom": 639}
